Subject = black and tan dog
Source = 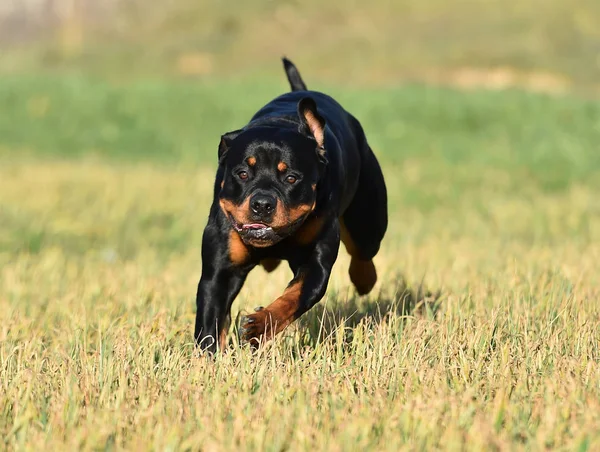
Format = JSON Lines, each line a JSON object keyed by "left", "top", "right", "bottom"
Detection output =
{"left": 195, "top": 58, "right": 387, "bottom": 353}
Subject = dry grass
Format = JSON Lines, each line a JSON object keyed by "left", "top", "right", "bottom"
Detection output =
{"left": 1, "top": 161, "right": 599, "bottom": 450}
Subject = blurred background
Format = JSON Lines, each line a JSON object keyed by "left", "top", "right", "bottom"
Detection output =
{"left": 1, "top": 0, "right": 599, "bottom": 88}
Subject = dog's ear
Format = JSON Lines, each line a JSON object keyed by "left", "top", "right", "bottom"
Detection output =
{"left": 298, "top": 98, "right": 327, "bottom": 163}
{"left": 218, "top": 129, "right": 243, "bottom": 164}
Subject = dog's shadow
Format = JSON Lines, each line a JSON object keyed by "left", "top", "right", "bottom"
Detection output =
{"left": 295, "top": 274, "right": 443, "bottom": 348}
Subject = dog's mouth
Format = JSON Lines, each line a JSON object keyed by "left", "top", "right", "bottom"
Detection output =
{"left": 233, "top": 221, "right": 274, "bottom": 236}
{"left": 228, "top": 215, "right": 306, "bottom": 247}
{"left": 234, "top": 222, "right": 271, "bottom": 232}
{"left": 229, "top": 217, "right": 278, "bottom": 246}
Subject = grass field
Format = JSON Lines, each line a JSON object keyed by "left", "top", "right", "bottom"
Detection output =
{"left": 1, "top": 74, "right": 600, "bottom": 450}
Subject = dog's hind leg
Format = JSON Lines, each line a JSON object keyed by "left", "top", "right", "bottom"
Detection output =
{"left": 340, "top": 148, "right": 388, "bottom": 295}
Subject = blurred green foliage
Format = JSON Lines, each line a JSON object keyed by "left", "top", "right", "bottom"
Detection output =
{"left": 1, "top": 75, "right": 599, "bottom": 188}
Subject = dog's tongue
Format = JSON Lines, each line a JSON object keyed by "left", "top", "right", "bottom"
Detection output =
{"left": 242, "top": 223, "right": 268, "bottom": 230}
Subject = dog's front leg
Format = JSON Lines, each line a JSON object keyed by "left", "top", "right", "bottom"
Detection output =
{"left": 194, "top": 226, "right": 248, "bottom": 354}
{"left": 239, "top": 220, "right": 340, "bottom": 346}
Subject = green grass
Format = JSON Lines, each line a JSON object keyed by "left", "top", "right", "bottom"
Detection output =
{"left": 1, "top": 76, "right": 600, "bottom": 450}
{"left": 2, "top": 75, "right": 600, "bottom": 179}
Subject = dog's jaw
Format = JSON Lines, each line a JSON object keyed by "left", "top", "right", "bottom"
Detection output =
{"left": 228, "top": 213, "right": 310, "bottom": 248}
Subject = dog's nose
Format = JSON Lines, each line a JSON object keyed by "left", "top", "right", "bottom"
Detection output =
{"left": 250, "top": 194, "right": 276, "bottom": 218}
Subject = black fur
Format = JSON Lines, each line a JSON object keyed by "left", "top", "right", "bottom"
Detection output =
{"left": 195, "top": 58, "right": 388, "bottom": 353}
{"left": 283, "top": 57, "right": 308, "bottom": 91}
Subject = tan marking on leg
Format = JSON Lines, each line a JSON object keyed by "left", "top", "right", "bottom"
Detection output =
{"left": 260, "top": 258, "right": 281, "bottom": 273}
{"left": 220, "top": 180, "right": 224, "bottom": 189}
{"left": 349, "top": 258, "right": 377, "bottom": 295}
{"left": 219, "top": 315, "right": 231, "bottom": 351}
{"left": 339, "top": 218, "right": 359, "bottom": 256}
{"left": 311, "top": 183, "right": 317, "bottom": 191}
{"left": 240, "top": 278, "right": 304, "bottom": 345}
{"left": 340, "top": 218, "right": 377, "bottom": 295}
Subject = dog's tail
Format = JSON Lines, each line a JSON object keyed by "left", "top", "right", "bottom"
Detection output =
{"left": 282, "top": 57, "right": 307, "bottom": 91}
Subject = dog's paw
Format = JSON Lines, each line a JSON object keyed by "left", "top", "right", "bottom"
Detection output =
{"left": 239, "top": 308, "right": 273, "bottom": 347}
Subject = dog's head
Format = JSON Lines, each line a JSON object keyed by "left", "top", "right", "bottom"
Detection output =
{"left": 217, "top": 98, "right": 327, "bottom": 248}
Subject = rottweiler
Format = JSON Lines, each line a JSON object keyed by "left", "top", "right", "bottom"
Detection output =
{"left": 194, "top": 58, "right": 388, "bottom": 353}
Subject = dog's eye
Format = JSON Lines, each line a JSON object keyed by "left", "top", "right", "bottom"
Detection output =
{"left": 238, "top": 171, "right": 248, "bottom": 181}
{"left": 286, "top": 175, "right": 297, "bottom": 184}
